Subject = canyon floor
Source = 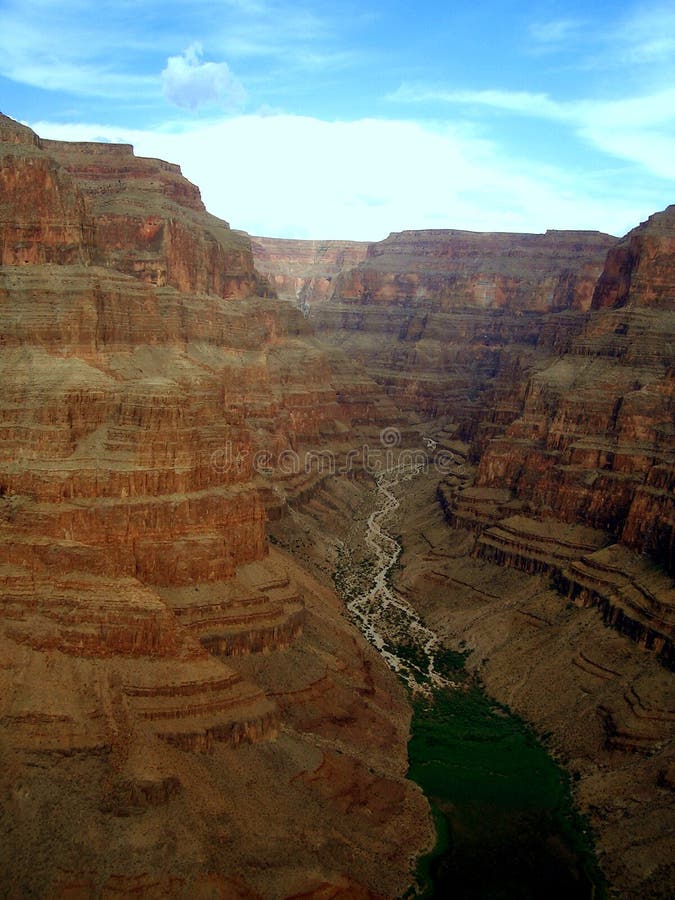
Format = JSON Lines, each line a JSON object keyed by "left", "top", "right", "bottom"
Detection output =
{"left": 269, "top": 434, "right": 674, "bottom": 900}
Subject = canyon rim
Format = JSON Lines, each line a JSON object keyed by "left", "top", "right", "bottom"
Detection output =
{"left": 0, "top": 112, "right": 673, "bottom": 899}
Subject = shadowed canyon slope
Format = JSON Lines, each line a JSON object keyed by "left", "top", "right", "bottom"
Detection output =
{"left": 0, "top": 113, "right": 430, "bottom": 898}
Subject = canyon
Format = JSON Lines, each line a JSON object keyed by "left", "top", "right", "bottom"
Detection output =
{"left": 256, "top": 217, "right": 674, "bottom": 897}
{"left": 0, "top": 111, "right": 673, "bottom": 898}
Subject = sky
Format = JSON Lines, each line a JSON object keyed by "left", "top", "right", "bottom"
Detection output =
{"left": 0, "top": 0, "right": 673, "bottom": 240}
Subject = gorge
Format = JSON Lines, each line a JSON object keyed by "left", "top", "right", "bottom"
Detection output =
{"left": 0, "top": 112, "right": 673, "bottom": 899}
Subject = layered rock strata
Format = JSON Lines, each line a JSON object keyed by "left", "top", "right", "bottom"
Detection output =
{"left": 308, "top": 228, "right": 617, "bottom": 428}
{"left": 260, "top": 215, "right": 673, "bottom": 898}
{"left": 272, "top": 461, "right": 674, "bottom": 899}
{"left": 0, "top": 113, "right": 430, "bottom": 897}
{"left": 265, "top": 216, "right": 673, "bottom": 661}
{"left": 392, "top": 467, "right": 675, "bottom": 900}
{"left": 252, "top": 236, "right": 369, "bottom": 311}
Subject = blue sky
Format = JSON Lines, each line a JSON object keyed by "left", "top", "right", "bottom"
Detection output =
{"left": 1, "top": 0, "right": 673, "bottom": 239}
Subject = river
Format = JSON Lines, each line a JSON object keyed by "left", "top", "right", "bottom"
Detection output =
{"left": 332, "top": 461, "right": 605, "bottom": 899}
{"left": 334, "top": 460, "right": 457, "bottom": 695}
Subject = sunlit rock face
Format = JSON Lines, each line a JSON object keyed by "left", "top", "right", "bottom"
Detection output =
{"left": 0, "top": 113, "right": 430, "bottom": 898}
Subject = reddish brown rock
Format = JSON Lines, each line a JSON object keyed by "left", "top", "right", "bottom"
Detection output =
{"left": 0, "top": 114, "right": 430, "bottom": 898}
{"left": 252, "top": 236, "right": 369, "bottom": 309}
{"left": 330, "top": 227, "right": 615, "bottom": 310}
{"left": 300, "top": 227, "right": 617, "bottom": 427}
{"left": 592, "top": 205, "right": 675, "bottom": 311}
{"left": 277, "top": 216, "right": 672, "bottom": 653}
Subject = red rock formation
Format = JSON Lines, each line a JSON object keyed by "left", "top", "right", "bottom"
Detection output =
{"left": 252, "top": 236, "right": 369, "bottom": 309}
{"left": 42, "top": 137, "right": 258, "bottom": 298}
{"left": 303, "top": 227, "right": 617, "bottom": 430}
{"left": 252, "top": 202, "right": 674, "bottom": 900}
{"left": 0, "top": 113, "right": 430, "bottom": 897}
{"left": 592, "top": 205, "right": 675, "bottom": 310}
{"left": 330, "top": 227, "right": 615, "bottom": 311}
{"left": 264, "top": 216, "right": 671, "bottom": 661}
{"left": 466, "top": 214, "right": 674, "bottom": 651}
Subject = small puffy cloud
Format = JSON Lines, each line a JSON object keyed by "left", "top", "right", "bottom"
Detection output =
{"left": 161, "top": 43, "right": 246, "bottom": 111}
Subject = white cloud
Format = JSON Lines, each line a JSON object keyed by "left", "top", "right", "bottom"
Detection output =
{"left": 390, "top": 85, "right": 675, "bottom": 183}
{"left": 161, "top": 43, "right": 246, "bottom": 111}
{"left": 0, "top": 0, "right": 331, "bottom": 102}
{"left": 392, "top": 86, "right": 568, "bottom": 120}
{"left": 28, "top": 114, "right": 665, "bottom": 241}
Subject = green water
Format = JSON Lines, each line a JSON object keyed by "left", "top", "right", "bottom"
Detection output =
{"left": 405, "top": 659, "right": 605, "bottom": 900}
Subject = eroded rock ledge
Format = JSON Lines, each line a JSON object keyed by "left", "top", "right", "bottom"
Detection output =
{"left": 0, "top": 113, "right": 430, "bottom": 897}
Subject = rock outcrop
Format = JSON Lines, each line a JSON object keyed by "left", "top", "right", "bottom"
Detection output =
{"left": 0, "top": 113, "right": 430, "bottom": 897}
{"left": 252, "top": 236, "right": 369, "bottom": 311}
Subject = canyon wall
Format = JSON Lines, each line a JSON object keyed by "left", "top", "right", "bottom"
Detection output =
{"left": 265, "top": 219, "right": 673, "bottom": 658}
{"left": 259, "top": 214, "right": 674, "bottom": 898}
{"left": 2, "top": 106, "right": 672, "bottom": 898}
{"left": 306, "top": 227, "right": 618, "bottom": 428}
{"left": 252, "top": 236, "right": 369, "bottom": 310}
{"left": 0, "top": 113, "right": 430, "bottom": 897}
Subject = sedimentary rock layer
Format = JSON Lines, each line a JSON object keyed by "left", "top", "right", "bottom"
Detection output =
{"left": 0, "top": 113, "right": 430, "bottom": 897}
{"left": 392, "top": 467, "right": 675, "bottom": 900}
{"left": 261, "top": 213, "right": 673, "bottom": 898}
{"left": 267, "top": 215, "right": 673, "bottom": 656}
{"left": 252, "top": 236, "right": 369, "bottom": 309}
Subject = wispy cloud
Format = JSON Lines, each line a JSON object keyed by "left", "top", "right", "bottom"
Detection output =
{"left": 527, "top": 2, "right": 675, "bottom": 78}
{"left": 528, "top": 18, "right": 585, "bottom": 52}
{"left": 0, "top": 0, "right": 160, "bottom": 99}
{"left": 161, "top": 44, "right": 246, "bottom": 111}
{"left": 0, "top": 0, "right": 349, "bottom": 103}
{"left": 612, "top": 3, "right": 675, "bottom": 66}
{"left": 389, "top": 84, "right": 675, "bottom": 182}
{"left": 391, "top": 86, "right": 566, "bottom": 120}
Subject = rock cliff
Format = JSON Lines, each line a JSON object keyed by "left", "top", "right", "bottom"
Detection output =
{"left": 0, "top": 113, "right": 430, "bottom": 897}
{"left": 2, "top": 106, "right": 673, "bottom": 898}
{"left": 252, "top": 236, "right": 369, "bottom": 311}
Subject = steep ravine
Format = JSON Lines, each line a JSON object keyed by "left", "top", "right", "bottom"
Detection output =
{"left": 393, "top": 468, "right": 674, "bottom": 899}
{"left": 324, "top": 462, "right": 604, "bottom": 899}
{"left": 270, "top": 450, "right": 673, "bottom": 899}
{"left": 333, "top": 460, "right": 457, "bottom": 694}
